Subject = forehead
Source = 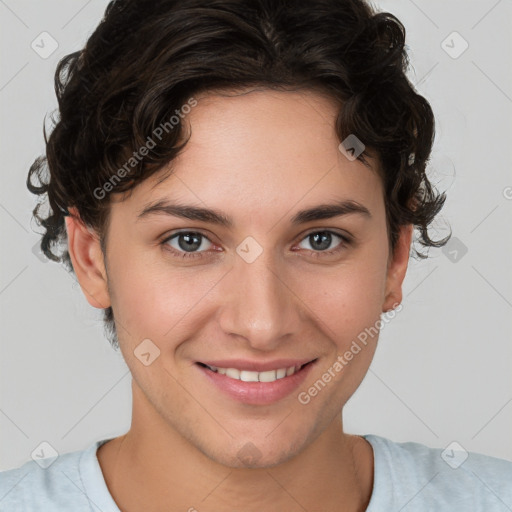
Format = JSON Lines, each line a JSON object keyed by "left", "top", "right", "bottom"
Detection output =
{"left": 180, "top": 87, "right": 347, "bottom": 166}
{"left": 114, "top": 88, "right": 383, "bottom": 221}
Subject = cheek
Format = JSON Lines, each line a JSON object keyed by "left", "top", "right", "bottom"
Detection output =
{"left": 107, "top": 229, "right": 388, "bottom": 354}
{"left": 294, "top": 267, "right": 386, "bottom": 408}
{"left": 106, "top": 243, "right": 221, "bottom": 344}
{"left": 296, "top": 250, "right": 388, "bottom": 346}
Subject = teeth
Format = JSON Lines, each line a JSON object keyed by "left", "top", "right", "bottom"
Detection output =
{"left": 205, "top": 364, "right": 301, "bottom": 382}
{"left": 225, "top": 368, "right": 240, "bottom": 379}
{"left": 259, "top": 370, "right": 277, "bottom": 382}
{"left": 240, "top": 370, "right": 259, "bottom": 382}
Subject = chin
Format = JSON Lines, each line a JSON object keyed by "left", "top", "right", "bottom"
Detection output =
{"left": 195, "top": 431, "right": 307, "bottom": 469}
{"left": 220, "top": 444, "right": 299, "bottom": 469}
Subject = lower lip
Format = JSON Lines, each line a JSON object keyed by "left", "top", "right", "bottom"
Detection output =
{"left": 196, "top": 361, "right": 316, "bottom": 405}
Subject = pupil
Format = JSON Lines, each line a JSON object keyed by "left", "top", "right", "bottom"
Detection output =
{"left": 178, "top": 233, "right": 201, "bottom": 252}
{"left": 311, "top": 232, "right": 331, "bottom": 251}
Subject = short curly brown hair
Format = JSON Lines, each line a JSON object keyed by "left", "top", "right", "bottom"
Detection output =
{"left": 27, "top": 0, "right": 451, "bottom": 350}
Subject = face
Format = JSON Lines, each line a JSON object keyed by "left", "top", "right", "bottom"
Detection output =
{"left": 67, "top": 88, "right": 411, "bottom": 468}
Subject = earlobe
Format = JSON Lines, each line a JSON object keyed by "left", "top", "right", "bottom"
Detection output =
{"left": 382, "top": 224, "right": 413, "bottom": 313}
{"left": 65, "top": 207, "right": 111, "bottom": 309}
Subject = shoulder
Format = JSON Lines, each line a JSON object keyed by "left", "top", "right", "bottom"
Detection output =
{"left": 0, "top": 440, "right": 109, "bottom": 512}
{"left": 364, "top": 434, "right": 512, "bottom": 511}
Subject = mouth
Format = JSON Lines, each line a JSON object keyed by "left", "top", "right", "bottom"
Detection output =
{"left": 196, "top": 359, "right": 316, "bottom": 382}
{"left": 195, "top": 358, "right": 318, "bottom": 405}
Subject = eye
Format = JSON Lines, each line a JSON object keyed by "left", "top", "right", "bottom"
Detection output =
{"left": 161, "top": 231, "right": 215, "bottom": 259}
{"left": 296, "top": 230, "right": 350, "bottom": 256}
{"left": 161, "top": 229, "right": 351, "bottom": 261}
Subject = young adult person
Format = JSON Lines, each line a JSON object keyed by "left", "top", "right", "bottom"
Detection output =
{"left": 1, "top": 0, "right": 511, "bottom": 510}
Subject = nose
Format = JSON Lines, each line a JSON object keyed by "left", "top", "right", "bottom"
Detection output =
{"left": 217, "top": 249, "right": 301, "bottom": 351}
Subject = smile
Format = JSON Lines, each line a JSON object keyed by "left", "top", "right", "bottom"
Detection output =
{"left": 198, "top": 362, "right": 310, "bottom": 382}
{"left": 195, "top": 359, "right": 317, "bottom": 405}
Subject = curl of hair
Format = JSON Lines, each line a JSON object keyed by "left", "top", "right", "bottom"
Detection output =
{"left": 28, "top": 0, "right": 451, "bottom": 350}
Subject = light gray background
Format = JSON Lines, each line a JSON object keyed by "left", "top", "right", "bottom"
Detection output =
{"left": 1, "top": 0, "right": 511, "bottom": 471}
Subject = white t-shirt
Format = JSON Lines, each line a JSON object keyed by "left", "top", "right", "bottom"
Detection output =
{"left": 1, "top": 434, "right": 511, "bottom": 511}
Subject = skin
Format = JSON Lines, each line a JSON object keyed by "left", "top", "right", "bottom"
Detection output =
{"left": 65, "top": 88, "right": 413, "bottom": 512}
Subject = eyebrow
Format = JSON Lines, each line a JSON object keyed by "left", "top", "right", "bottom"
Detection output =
{"left": 136, "top": 198, "right": 372, "bottom": 227}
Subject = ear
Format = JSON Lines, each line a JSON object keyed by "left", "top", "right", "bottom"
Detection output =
{"left": 382, "top": 224, "right": 413, "bottom": 312}
{"left": 65, "top": 207, "right": 111, "bottom": 309}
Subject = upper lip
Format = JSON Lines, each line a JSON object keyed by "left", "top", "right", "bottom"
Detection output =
{"left": 197, "top": 358, "right": 316, "bottom": 372}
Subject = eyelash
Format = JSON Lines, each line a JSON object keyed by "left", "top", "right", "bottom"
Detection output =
{"left": 160, "top": 230, "right": 352, "bottom": 260}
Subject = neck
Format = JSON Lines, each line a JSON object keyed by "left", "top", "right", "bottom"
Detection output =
{"left": 97, "top": 383, "right": 374, "bottom": 512}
